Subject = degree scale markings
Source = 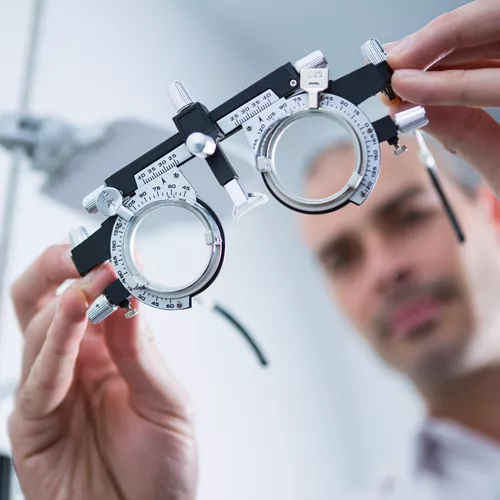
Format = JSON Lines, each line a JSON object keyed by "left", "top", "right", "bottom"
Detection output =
{"left": 134, "top": 143, "right": 192, "bottom": 189}
{"left": 216, "top": 89, "right": 280, "bottom": 134}
{"left": 114, "top": 166, "right": 197, "bottom": 310}
{"left": 243, "top": 92, "right": 381, "bottom": 205}
{"left": 134, "top": 90, "right": 279, "bottom": 189}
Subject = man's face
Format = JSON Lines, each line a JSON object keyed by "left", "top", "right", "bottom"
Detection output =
{"left": 299, "top": 139, "right": 500, "bottom": 389}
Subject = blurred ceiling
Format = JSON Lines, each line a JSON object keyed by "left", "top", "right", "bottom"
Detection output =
{"left": 182, "top": 0, "right": 500, "bottom": 123}
{"left": 186, "top": 0, "right": 471, "bottom": 77}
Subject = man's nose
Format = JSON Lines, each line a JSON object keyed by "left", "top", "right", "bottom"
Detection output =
{"left": 365, "top": 236, "right": 415, "bottom": 296}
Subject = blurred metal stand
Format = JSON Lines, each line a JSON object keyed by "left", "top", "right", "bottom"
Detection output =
{"left": 0, "top": 0, "right": 44, "bottom": 390}
{"left": 0, "top": 4, "right": 45, "bottom": 496}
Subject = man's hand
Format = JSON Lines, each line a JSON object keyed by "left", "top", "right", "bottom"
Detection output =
{"left": 384, "top": 0, "right": 500, "bottom": 197}
{"left": 8, "top": 244, "right": 197, "bottom": 500}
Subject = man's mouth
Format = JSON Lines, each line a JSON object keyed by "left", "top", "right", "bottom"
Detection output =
{"left": 387, "top": 298, "right": 445, "bottom": 340}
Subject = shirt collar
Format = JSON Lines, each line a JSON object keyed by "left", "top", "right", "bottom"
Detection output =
{"left": 412, "top": 417, "right": 500, "bottom": 476}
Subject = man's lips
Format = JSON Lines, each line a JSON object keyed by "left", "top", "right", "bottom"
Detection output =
{"left": 387, "top": 298, "right": 445, "bottom": 340}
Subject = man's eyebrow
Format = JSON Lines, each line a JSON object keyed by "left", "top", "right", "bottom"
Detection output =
{"left": 317, "top": 233, "right": 354, "bottom": 263}
{"left": 315, "top": 185, "right": 426, "bottom": 262}
{"left": 373, "top": 185, "right": 426, "bottom": 219}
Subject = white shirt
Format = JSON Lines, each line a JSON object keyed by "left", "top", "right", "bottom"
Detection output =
{"left": 373, "top": 418, "right": 500, "bottom": 499}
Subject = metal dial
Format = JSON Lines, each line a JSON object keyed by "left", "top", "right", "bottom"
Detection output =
{"left": 87, "top": 294, "right": 118, "bottom": 323}
{"left": 244, "top": 92, "right": 381, "bottom": 214}
{"left": 109, "top": 168, "right": 224, "bottom": 311}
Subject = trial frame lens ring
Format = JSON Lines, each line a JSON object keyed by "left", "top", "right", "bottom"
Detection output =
{"left": 119, "top": 197, "right": 224, "bottom": 300}
{"left": 259, "top": 108, "right": 365, "bottom": 213}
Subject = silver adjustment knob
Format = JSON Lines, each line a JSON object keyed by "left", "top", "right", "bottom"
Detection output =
{"left": 96, "top": 187, "right": 124, "bottom": 217}
{"left": 69, "top": 227, "right": 89, "bottom": 248}
{"left": 83, "top": 185, "right": 106, "bottom": 214}
{"left": 361, "top": 38, "right": 387, "bottom": 64}
{"left": 186, "top": 132, "right": 217, "bottom": 159}
{"left": 95, "top": 187, "right": 133, "bottom": 222}
{"left": 394, "top": 106, "right": 429, "bottom": 134}
{"left": 294, "top": 50, "right": 328, "bottom": 71}
{"left": 169, "top": 81, "right": 194, "bottom": 113}
{"left": 86, "top": 294, "right": 118, "bottom": 324}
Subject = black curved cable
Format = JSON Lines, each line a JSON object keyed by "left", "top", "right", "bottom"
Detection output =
{"left": 213, "top": 303, "right": 268, "bottom": 367}
{"left": 196, "top": 298, "right": 268, "bottom": 367}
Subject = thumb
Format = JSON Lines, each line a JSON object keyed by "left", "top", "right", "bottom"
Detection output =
{"left": 103, "top": 299, "right": 192, "bottom": 422}
{"left": 392, "top": 103, "right": 500, "bottom": 198}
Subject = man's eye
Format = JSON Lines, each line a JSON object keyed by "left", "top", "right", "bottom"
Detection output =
{"left": 322, "top": 253, "right": 354, "bottom": 274}
{"left": 397, "top": 210, "right": 431, "bottom": 226}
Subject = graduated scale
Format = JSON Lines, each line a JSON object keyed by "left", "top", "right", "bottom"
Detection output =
{"left": 70, "top": 38, "right": 463, "bottom": 336}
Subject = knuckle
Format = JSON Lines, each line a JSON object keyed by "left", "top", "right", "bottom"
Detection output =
{"left": 7, "top": 411, "right": 19, "bottom": 439}
{"left": 181, "top": 395, "right": 196, "bottom": 423}
{"left": 427, "top": 10, "right": 462, "bottom": 50}
{"left": 431, "top": 10, "right": 456, "bottom": 35}
{"left": 17, "top": 387, "right": 36, "bottom": 415}
{"left": 39, "top": 245, "right": 62, "bottom": 272}
{"left": 456, "top": 69, "right": 469, "bottom": 104}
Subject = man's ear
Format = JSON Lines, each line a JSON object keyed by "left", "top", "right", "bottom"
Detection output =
{"left": 478, "top": 184, "right": 500, "bottom": 229}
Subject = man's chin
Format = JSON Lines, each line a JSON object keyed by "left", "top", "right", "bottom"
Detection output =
{"left": 406, "top": 339, "right": 469, "bottom": 389}
{"left": 380, "top": 322, "right": 469, "bottom": 388}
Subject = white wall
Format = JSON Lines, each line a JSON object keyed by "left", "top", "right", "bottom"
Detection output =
{"left": 0, "top": 1, "right": 428, "bottom": 499}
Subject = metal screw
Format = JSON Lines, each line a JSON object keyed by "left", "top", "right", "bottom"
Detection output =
{"left": 125, "top": 309, "right": 139, "bottom": 319}
{"left": 246, "top": 125, "right": 253, "bottom": 132}
{"left": 124, "top": 303, "right": 139, "bottom": 319}
{"left": 177, "top": 302, "right": 183, "bottom": 309}
{"left": 394, "top": 144, "right": 408, "bottom": 156}
{"left": 290, "top": 79, "right": 298, "bottom": 87}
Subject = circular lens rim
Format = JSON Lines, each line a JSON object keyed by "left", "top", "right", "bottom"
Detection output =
{"left": 119, "top": 197, "right": 224, "bottom": 300}
{"left": 259, "top": 106, "right": 367, "bottom": 214}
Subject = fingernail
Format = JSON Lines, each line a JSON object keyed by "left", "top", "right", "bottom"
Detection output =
{"left": 80, "top": 266, "right": 102, "bottom": 285}
{"left": 394, "top": 69, "right": 426, "bottom": 79}
{"left": 383, "top": 41, "right": 398, "bottom": 52}
{"left": 388, "top": 34, "right": 414, "bottom": 56}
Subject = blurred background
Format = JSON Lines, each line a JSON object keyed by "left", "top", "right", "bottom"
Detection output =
{"left": 0, "top": 0, "right": 471, "bottom": 499}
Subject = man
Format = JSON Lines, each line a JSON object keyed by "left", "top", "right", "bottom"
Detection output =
{"left": 7, "top": 1, "right": 500, "bottom": 498}
{"left": 298, "top": 134, "right": 500, "bottom": 497}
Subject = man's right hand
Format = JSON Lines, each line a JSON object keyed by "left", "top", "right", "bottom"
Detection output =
{"left": 384, "top": 0, "right": 500, "bottom": 198}
{"left": 8, "top": 244, "right": 198, "bottom": 500}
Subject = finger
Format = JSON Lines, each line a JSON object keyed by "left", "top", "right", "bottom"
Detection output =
{"left": 431, "top": 59, "right": 500, "bottom": 71}
{"left": 19, "top": 264, "right": 117, "bottom": 418}
{"left": 20, "top": 296, "right": 59, "bottom": 388}
{"left": 103, "top": 299, "right": 192, "bottom": 422}
{"left": 19, "top": 289, "right": 107, "bottom": 390}
{"left": 391, "top": 67, "right": 500, "bottom": 108}
{"left": 389, "top": 102, "right": 500, "bottom": 198}
{"left": 387, "top": 0, "right": 500, "bottom": 70}
{"left": 429, "top": 41, "right": 500, "bottom": 68}
{"left": 11, "top": 244, "right": 80, "bottom": 331}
